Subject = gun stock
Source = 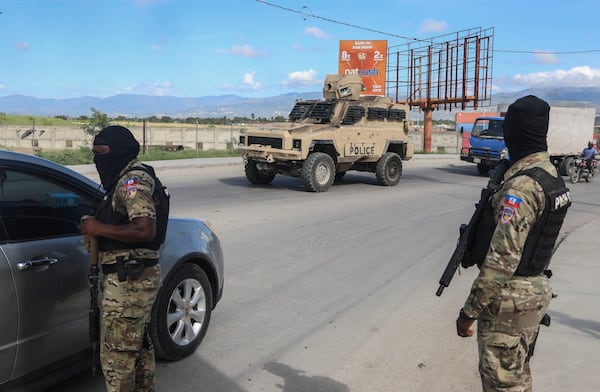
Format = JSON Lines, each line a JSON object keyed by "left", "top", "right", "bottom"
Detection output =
{"left": 88, "top": 237, "right": 100, "bottom": 376}
{"left": 436, "top": 160, "right": 510, "bottom": 296}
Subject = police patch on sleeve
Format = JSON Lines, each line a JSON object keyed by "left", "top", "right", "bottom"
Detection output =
{"left": 500, "top": 193, "right": 520, "bottom": 224}
{"left": 501, "top": 206, "right": 515, "bottom": 224}
{"left": 123, "top": 177, "right": 139, "bottom": 200}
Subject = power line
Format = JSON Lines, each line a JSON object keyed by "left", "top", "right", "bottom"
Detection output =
{"left": 495, "top": 49, "right": 600, "bottom": 54}
{"left": 256, "top": 0, "right": 419, "bottom": 42}
{"left": 256, "top": 0, "right": 600, "bottom": 55}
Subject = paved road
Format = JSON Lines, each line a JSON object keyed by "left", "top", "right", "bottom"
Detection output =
{"left": 56, "top": 156, "right": 599, "bottom": 392}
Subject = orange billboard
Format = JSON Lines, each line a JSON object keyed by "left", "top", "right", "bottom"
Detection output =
{"left": 338, "top": 40, "right": 387, "bottom": 96}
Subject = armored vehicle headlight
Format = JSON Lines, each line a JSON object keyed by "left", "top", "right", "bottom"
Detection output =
{"left": 293, "top": 139, "right": 302, "bottom": 149}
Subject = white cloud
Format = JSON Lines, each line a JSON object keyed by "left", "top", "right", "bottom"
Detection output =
{"left": 533, "top": 50, "right": 559, "bottom": 65}
{"left": 117, "top": 81, "right": 175, "bottom": 96}
{"left": 419, "top": 19, "right": 448, "bottom": 34}
{"left": 304, "top": 26, "right": 331, "bottom": 39}
{"left": 282, "top": 70, "right": 322, "bottom": 89}
{"left": 230, "top": 44, "right": 266, "bottom": 58}
{"left": 240, "top": 72, "right": 261, "bottom": 91}
{"left": 513, "top": 66, "right": 600, "bottom": 88}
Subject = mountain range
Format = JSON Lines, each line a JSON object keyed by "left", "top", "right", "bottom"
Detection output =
{"left": 1, "top": 87, "right": 599, "bottom": 120}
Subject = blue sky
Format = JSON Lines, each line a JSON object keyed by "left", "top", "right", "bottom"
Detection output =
{"left": 0, "top": 0, "right": 599, "bottom": 99}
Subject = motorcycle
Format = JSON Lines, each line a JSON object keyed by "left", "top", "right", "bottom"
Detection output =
{"left": 569, "top": 156, "right": 598, "bottom": 184}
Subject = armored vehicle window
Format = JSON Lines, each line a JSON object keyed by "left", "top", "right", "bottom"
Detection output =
{"left": 342, "top": 106, "right": 366, "bottom": 125}
{"left": 289, "top": 101, "right": 314, "bottom": 122}
{"left": 388, "top": 109, "right": 406, "bottom": 121}
{"left": 308, "top": 102, "right": 336, "bottom": 123}
{"left": 368, "top": 107, "right": 388, "bottom": 120}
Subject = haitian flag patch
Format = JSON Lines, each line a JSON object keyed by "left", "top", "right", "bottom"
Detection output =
{"left": 504, "top": 194, "right": 521, "bottom": 209}
{"left": 123, "top": 177, "right": 139, "bottom": 200}
{"left": 500, "top": 194, "right": 520, "bottom": 224}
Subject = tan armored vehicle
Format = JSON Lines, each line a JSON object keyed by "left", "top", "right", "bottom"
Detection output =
{"left": 237, "top": 74, "right": 414, "bottom": 192}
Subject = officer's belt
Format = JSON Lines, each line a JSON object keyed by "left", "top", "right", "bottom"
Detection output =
{"left": 101, "top": 258, "right": 159, "bottom": 274}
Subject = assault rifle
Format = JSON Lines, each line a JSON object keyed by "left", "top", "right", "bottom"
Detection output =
{"left": 436, "top": 159, "right": 510, "bottom": 296}
{"left": 88, "top": 236, "right": 100, "bottom": 375}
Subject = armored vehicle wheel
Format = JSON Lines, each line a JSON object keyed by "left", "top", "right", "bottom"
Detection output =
{"left": 376, "top": 152, "right": 402, "bottom": 186}
{"left": 245, "top": 159, "right": 275, "bottom": 185}
{"left": 302, "top": 152, "right": 335, "bottom": 192}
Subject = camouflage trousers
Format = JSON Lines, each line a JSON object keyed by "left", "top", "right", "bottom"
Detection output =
{"left": 477, "top": 274, "right": 552, "bottom": 392}
{"left": 100, "top": 264, "right": 161, "bottom": 392}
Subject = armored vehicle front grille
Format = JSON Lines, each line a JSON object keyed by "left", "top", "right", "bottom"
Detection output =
{"left": 289, "top": 101, "right": 314, "bottom": 121}
{"left": 388, "top": 109, "right": 406, "bottom": 120}
{"left": 367, "top": 107, "right": 388, "bottom": 120}
{"left": 308, "top": 102, "right": 336, "bottom": 123}
{"left": 342, "top": 106, "right": 366, "bottom": 125}
{"left": 247, "top": 136, "right": 283, "bottom": 149}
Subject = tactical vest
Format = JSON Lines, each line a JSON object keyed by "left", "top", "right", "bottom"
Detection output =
{"left": 514, "top": 167, "right": 571, "bottom": 275}
{"left": 467, "top": 167, "right": 570, "bottom": 274}
{"left": 96, "top": 164, "right": 170, "bottom": 251}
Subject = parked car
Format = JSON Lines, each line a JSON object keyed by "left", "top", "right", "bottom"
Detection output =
{"left": 0, "top": 150, "right": 224, "bottom": 391}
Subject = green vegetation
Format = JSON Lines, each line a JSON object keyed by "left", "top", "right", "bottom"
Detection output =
{"left": 0, "top": 112, "right": 73, "bottom": 126}
{"left": 34, "top": 146, "right": 241, "bottom": 166}
{"left": 81, "top": 108, "right": 110, "bottom": 136}
{"left": 0, "top": 110, "right": 283, "bottom": 127}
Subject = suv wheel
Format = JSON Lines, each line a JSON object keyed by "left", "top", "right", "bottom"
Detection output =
{"left": 302, "top": 152, "right": 335, "bottom": 192}
{"left": 150, "top": 264, "right": 213, "bottom": 361}
{"left": 376, "top": 152, "right": 402, "bottom": 186}
{"left": 245, "top": 159, "right": 275, "bottom": 185}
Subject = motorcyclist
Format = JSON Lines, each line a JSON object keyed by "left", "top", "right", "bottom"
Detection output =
{"left": 581, "top": 141, "right": 598, "bottom": 172}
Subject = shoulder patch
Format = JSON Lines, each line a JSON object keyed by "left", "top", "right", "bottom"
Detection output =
{"left": 500, "top": 206, "right": 515, "bottom": 224}
{"left": 123, "top": 177, "right": 139, "bottom": 200}
{"left": 504, "top": 194, "right": 521, "bottom": 209}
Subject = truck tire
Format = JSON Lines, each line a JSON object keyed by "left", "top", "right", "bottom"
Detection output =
{"left": 376, "top": 152, "right": 402, "bottom": 186}
{"left": 302, "top": 152, "right": 335, "bottom": 192}
{"left": 245, "top": 159, "right": 275, "bottom": 185}
{"left": 560, "top": 157, "right": 573, "bottom": 176}
{"left": 477, "top": 163, "right": 490, "bottom": 176}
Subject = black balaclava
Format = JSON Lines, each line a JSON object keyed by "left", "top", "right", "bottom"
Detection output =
{"left": 93, "top": 125, "right": 140, "bottom": 190}
{"left": 503, "top": 95, "right": 550, "bottom": 164}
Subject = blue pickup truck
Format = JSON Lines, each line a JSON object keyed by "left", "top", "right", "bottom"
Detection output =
{"left": 460, "top": 116, "right": 507, "bottom": 175}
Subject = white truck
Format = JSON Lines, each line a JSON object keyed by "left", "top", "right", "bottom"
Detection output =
{"left": 461, "top": 106, "right": 596, "bottom": 176}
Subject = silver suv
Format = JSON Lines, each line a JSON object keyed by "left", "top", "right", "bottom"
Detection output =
{"left": 0, "top": 150, "right": 224, "bottom": 391}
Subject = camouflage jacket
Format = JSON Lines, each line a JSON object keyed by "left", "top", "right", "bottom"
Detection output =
{"left": 462, "top": 152, "right": 556, "bottom": 318}
{"left": 98, "top": 159, "right": 159, "bottom": 264}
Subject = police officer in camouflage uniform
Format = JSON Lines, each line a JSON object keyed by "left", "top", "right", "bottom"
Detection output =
{"left": 456, "top": 96, "right": 571, "bottom": 391}
{"left": 80, "top": 125, "right": 161, "bottom": 392}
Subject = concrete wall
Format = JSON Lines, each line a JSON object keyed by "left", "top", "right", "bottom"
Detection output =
{"left": 0, "top": 124, "right": 242, "bottom": 152}
{"left": 0, "top": 124, "right": 461, "bottom": 154}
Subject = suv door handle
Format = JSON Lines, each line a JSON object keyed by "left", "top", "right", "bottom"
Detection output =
{"left": 18, "top": 257, "right": 59, "bottom": 271}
